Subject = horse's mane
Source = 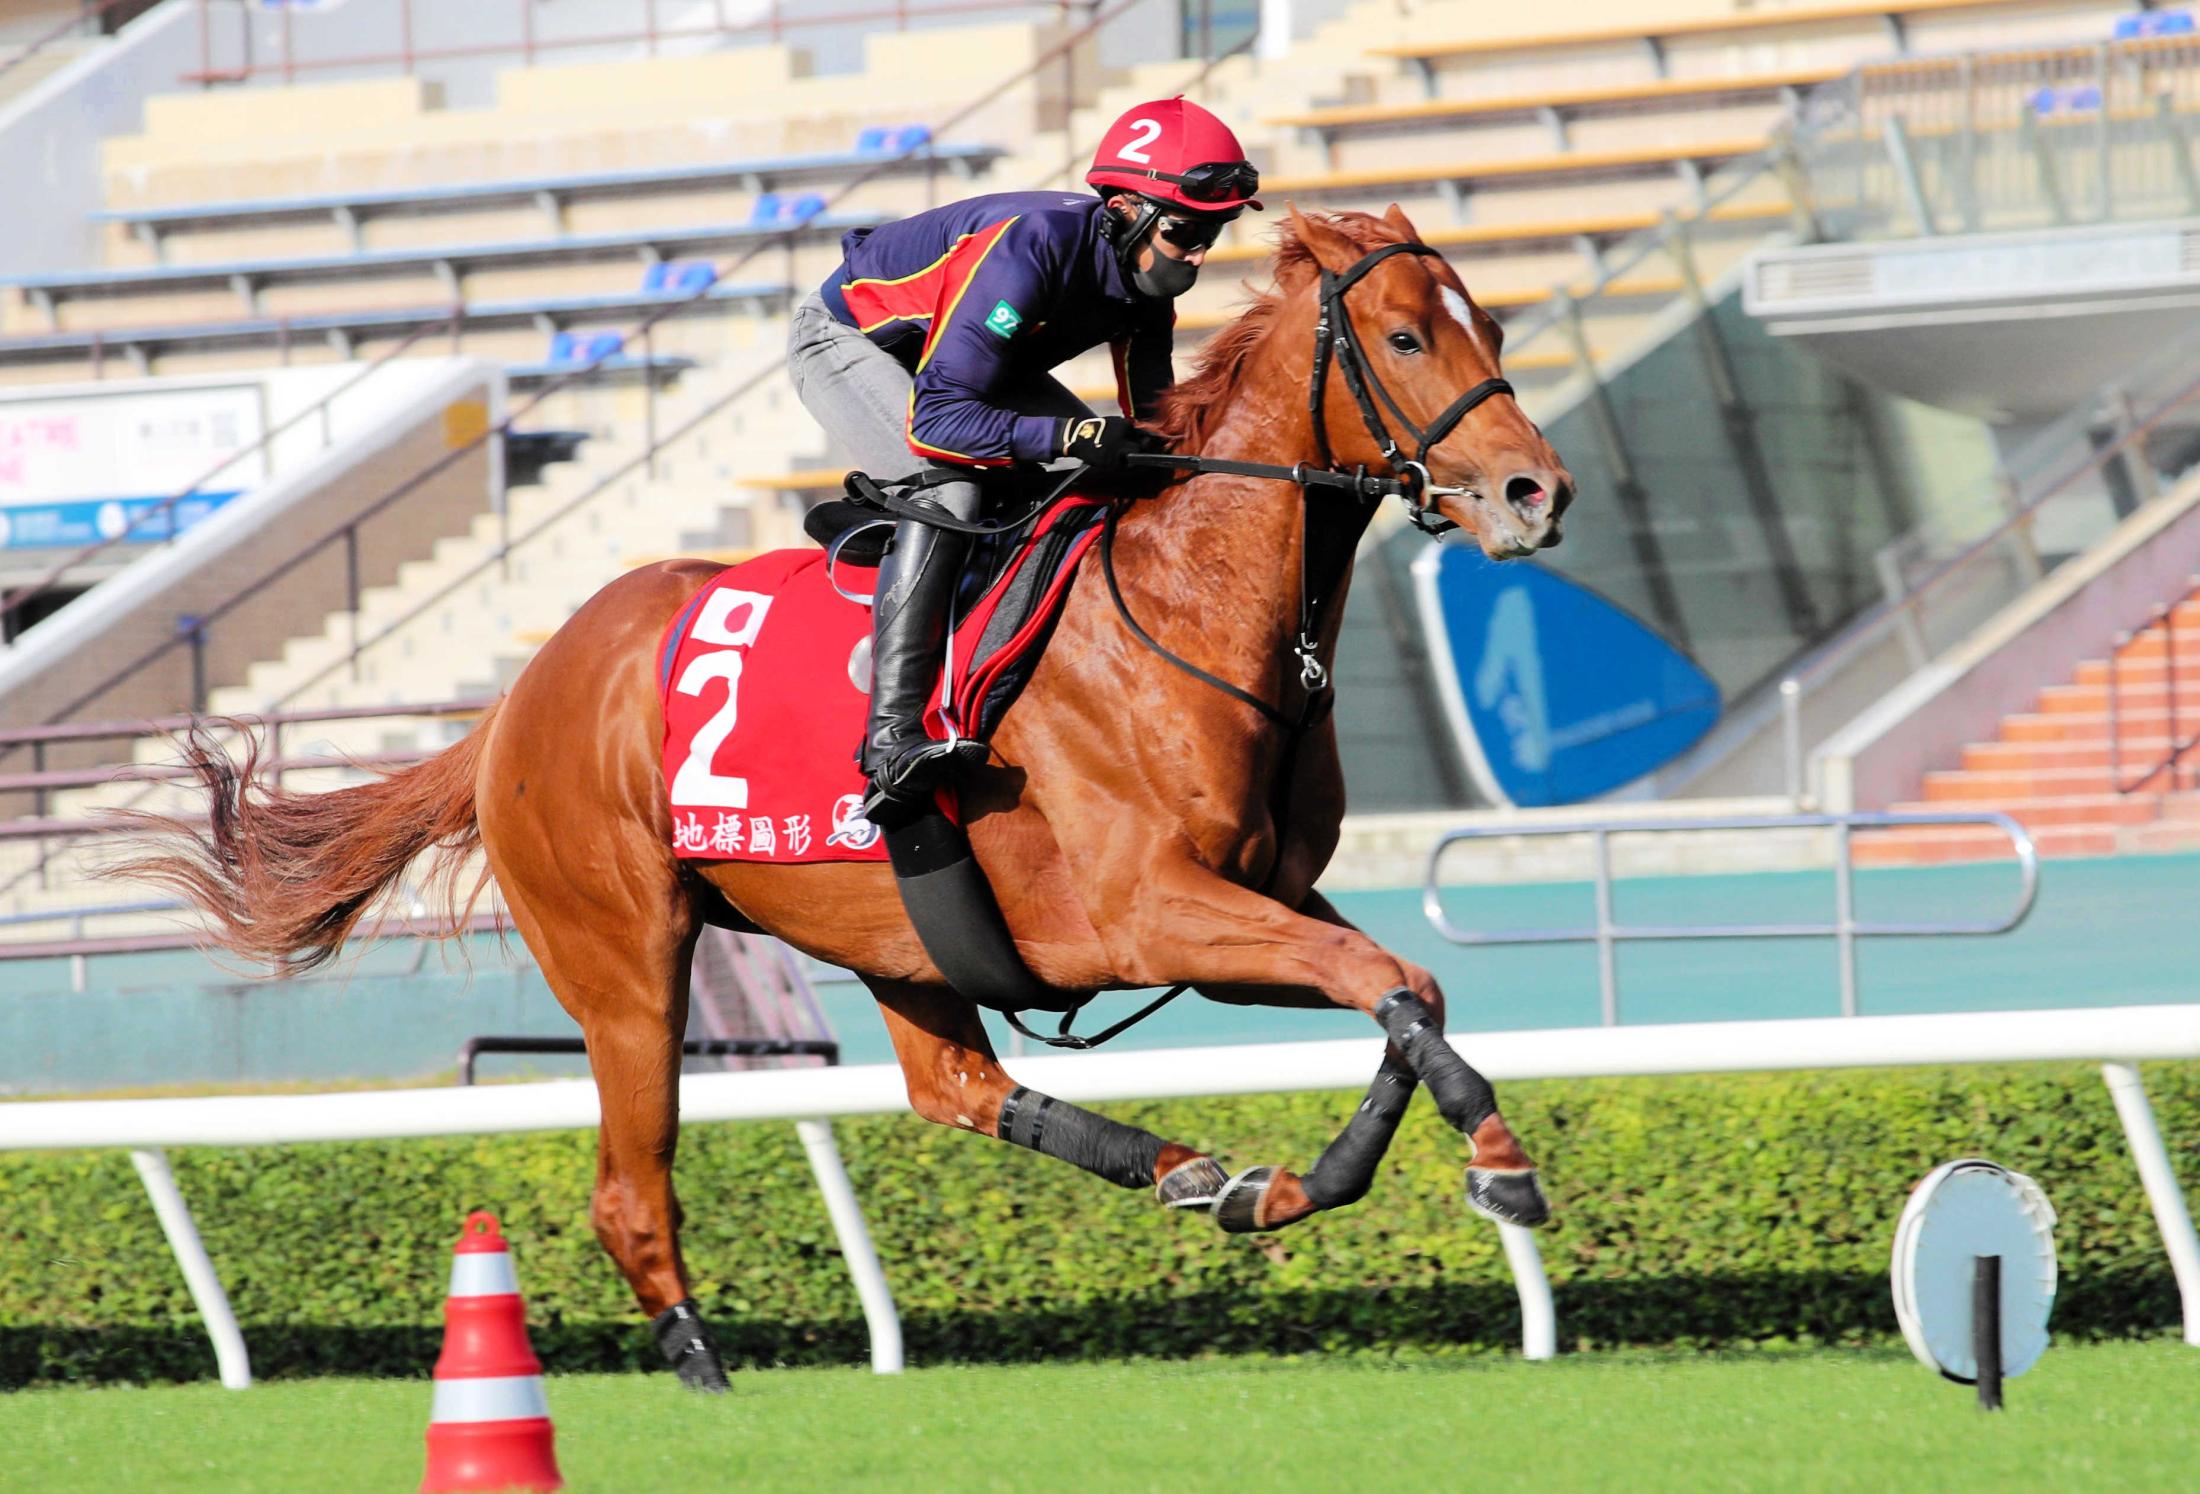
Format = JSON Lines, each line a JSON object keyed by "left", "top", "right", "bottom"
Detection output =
{"left": 1148, "top": 210, "right": 1407, "bottom": 453}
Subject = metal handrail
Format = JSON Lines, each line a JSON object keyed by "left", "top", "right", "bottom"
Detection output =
{"left": 2109, "top": 581, "right": 2200, "bottom": 794}
{"left": 1423, "top": 811, "right": 2040, "bottom": 1023}
{"left": 0, "top": 897, "right": 175, "bottom": 929}
{"left": 0, "top": 907, "right": 508, "bottom": 963}
{"left": 458, "top": 1035, "right": 838, "bottom": 1086}
{"left": 0, "top": 694, "right": 491, "bottom": 750}
{"left": 185, "top": 0, "right": 1068, "bottom": 87}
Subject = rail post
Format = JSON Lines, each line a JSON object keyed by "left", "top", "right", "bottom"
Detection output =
{"left": 1780, "top": 677, "right": 1806, "bottom": 810}
{"left": 2102, "top": 1062, "right": 2200, "bottom": 1345}
{"left": 794, "top": 1119, "right": 904, "bottom": 1373}
{"left": 1883, "top": 114, "right": 1938, "bottom": 236}
{"left": 130, "top": 1148, "right": 250, "bottom": 1389}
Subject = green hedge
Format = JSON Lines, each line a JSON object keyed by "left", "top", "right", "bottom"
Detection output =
{"left": 4, "top": 1062, "right": 2196, "bottom": 1385}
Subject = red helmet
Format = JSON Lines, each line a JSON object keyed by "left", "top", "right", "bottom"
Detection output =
{"left": 1086, "top": 97, "right": 1262, "bottom": 215}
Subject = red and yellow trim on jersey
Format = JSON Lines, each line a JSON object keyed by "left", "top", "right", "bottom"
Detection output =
{"left": 904, "top": 388, "right": 1015, "bottom": 466}
{"left": 840, "top": 215, "right": 1020, "bottom": 341}
{"left": 888, "top": 215, "right": 1023, "bottom": 464}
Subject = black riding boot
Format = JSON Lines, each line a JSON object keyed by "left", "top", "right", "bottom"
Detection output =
{"left": 860, "top": 513, "right": 988, "bottom": 817}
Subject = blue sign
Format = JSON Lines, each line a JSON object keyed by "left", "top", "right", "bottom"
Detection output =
{"left": 1413, "top": 546, "right": 1720, "bottom": 806}
{"left": 0, "top": 492, "right": 241, "bottom": 551}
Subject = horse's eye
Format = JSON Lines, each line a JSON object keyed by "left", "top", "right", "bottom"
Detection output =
{"left": 1387, "top": 330, "right": 1423, "bottom": 356}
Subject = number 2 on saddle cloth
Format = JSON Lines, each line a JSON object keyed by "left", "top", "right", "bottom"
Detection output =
{"left": 655, "top": 472, "right": 1109, "bottom": 874}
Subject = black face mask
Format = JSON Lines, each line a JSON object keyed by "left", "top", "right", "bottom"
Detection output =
{"left": 1106, "top": 199, "right": 1201, "bottom": 300}
{"left": 1132, "top": 250, "right": 1199, "bottom": 300}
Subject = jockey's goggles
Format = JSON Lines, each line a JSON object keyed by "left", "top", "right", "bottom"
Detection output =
{"left": 1145, "top": 159, "right": 1262, "bottom": 204}
{"left": 1155, "top": 213, "right": 1230, "bottom": 252}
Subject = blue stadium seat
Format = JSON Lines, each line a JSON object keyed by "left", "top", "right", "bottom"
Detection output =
{"left": 2113, "top": 9, "right": 2194, "bottom": 39}
{"left": 642, "top": 260, "right": 718, "bottom": 294}
{"left": 786, "top": 193, "right": 827, "bottom": 223}
{"left": 748, "top": 192, "right": 783, "bottom": 225}
{"left": 856, "top": 124, "right": 932, "bottom": 155}
{"left": 2031, "top": 83, "right": 2104, "bottom": 115}
{"left": 546, "top": 329, "right": 627, "bottom": 364}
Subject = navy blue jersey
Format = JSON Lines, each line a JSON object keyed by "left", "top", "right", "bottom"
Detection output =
{"left": 817, "top": 191, "right": 1174, "bottom": 466}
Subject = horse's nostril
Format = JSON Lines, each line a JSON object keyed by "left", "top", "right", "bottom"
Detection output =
{"left": 1504, "top": 473, "right": 1548, "bottom": 510}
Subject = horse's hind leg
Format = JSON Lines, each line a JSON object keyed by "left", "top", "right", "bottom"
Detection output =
{"left": 482, "top": 825, "right": 730, "bottom": 1391}
{"left": 863, "top": 975, "right": 1230, "bottom": 1209}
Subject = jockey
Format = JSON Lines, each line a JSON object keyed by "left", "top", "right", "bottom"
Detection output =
{"left": 787, "top": 97, "right": 1262, "bottom": 815}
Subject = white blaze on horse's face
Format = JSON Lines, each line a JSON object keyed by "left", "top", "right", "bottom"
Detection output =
{"left": 1439, "top": 285, "right": 1488, "bottom": 362}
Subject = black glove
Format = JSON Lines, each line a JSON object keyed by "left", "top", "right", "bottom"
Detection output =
{"left": 1058, "top": 414, "right": 1156, "bottom": 469}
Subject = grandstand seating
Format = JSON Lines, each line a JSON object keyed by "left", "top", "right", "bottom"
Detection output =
{"left": 89, "top": 141, "right": 993, "bottom": 259}
{"left": 1, "top": 217, "right": 868, "bottom": 325}
{"left": 0, "top": 0, "right": 2171, "bottom": 924}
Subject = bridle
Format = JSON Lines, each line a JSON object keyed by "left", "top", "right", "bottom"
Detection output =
{"left": 1308, "top": 241, "right": 1515, "bottom": 534}
{"left": 1125, "top": 239, "right": 1514, "bottom": 538}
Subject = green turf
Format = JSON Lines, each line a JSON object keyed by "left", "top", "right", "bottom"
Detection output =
{"left": 4, "top": 1341, "right": 2195, "bottom": 1491}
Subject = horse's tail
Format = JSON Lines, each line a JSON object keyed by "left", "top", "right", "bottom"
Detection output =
{"left": 103, "top": 704, "right": 501, "bottom": 976}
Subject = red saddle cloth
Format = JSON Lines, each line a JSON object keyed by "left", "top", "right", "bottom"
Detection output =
{"left": 658, "top": 497, "right": 1106, "bottom": 863}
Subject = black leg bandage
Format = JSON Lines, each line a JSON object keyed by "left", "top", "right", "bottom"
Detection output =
{"left": 1375, "top": 988, "right": 1497, "bottom": 1138}
{"left": 1300, "top": 1053, "right": 1418, "bottom": 1210}
{"left": 996, "top": 1085, "right": 1165, "bottom": 1190}
{"left": 651, "top": 1297, "right": 730, "bottom": 1393}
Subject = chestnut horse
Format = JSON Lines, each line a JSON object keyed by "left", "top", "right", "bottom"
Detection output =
{"left": 118, "top": 206, "right": 1574, "bottom": 1389}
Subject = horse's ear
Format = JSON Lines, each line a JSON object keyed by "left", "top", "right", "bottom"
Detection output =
{"left": 1382, "top": 202, "right": 1423, "bottom": 244}
{"left": 1285, "top": 203, "right": 1361, "bottom": 274}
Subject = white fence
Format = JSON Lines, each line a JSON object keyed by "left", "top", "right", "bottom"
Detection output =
{"left": 4, "top": 1003, "right": 2198, "bottom": 1388}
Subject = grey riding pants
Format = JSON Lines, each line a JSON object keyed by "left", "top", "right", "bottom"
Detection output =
{"left": 785, "top": 291, "right": 1092, "bottom": 522}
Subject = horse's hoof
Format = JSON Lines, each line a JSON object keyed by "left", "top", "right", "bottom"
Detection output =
{"left": 652, "top": 1298, "right": 731, "bottom": 1393}
{"left": 1466, "top": 1166, "right": 1550, "bottom": 1228}
{"left": 1157, "top": 1155, "right": 1229, "bottom": 1210}
{"left": 1212, "top": 1166, "right": 1279, "bottom": 1234}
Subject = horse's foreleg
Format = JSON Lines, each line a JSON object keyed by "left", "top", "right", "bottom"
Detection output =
{"left": 1189, "top": 893, "right": 1425, "bottom": 1232}
{"left": 863, "top": 976, "right": 1230, "bottom": 1209}
{"left": 1093, "top": 863, "right": 1547, "bottom": 1227}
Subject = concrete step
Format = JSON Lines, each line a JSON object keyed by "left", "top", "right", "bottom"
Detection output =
{"left": 2058, "top": 668, "right": 2200, "bottom": 702}
{"left": 1852, "top": 823, "right": 2118, "bottom": 867}
{"left": 2103, "top": 623, "right": 2200, "bottom": 659}
{"left": 2000, "top": 708, "right": 2188, "bottom": 743}
{"left": 2128, "top": 818, "right": 2200, "bottom": 853}
{"left": 1961, "top": 738, "right": 2186, "bottom": 772}
{"left": 1920, "top": 765, "right": 2172, "bottom": 800}
{"left": 1888, "top": 794, "right": 2164, "bottom": 829}
{"left": 2158, "top": 791, "right": 2200, "bottom": 823}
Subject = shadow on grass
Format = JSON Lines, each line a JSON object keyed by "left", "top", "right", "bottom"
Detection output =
{"left": 5, "top": 1266, "right": 2183, "bottom": 1388}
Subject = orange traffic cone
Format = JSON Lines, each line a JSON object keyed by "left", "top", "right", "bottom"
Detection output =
{"left": 421, "top": 1211, "right": 564, "bottom": 1494}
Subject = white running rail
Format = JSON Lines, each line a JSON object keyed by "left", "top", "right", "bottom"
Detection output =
{"left": 6, "top": 1003, "right": 2198, "bottom": 1384}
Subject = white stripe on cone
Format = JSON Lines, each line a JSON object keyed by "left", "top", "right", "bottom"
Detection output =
{"left": 430, "top": 1374, "right": 552, "bottom": 1423}
{"left": 448, "top": 1253, "right": 521, "bottom": 1297}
